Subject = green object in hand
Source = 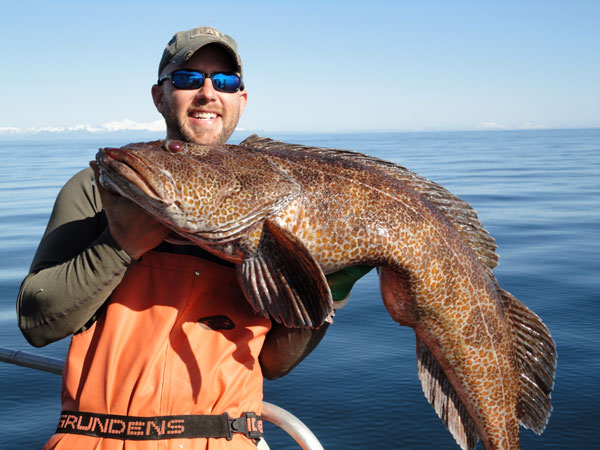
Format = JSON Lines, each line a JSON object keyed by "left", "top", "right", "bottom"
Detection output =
{"left": 326, "top": 266, "right": 373, "bottom": 301}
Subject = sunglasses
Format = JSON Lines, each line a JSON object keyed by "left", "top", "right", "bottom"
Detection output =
{"left": 158, "top": 69, "right": 243, "bottom": 93}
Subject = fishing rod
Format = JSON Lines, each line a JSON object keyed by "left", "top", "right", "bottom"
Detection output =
{"left": 0, "top": 346, "right": 324, "bottom": 450}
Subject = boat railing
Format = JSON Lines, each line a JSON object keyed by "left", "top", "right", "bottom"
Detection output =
{"left": 0, "top": 346, "right": 324, "bottom": 450}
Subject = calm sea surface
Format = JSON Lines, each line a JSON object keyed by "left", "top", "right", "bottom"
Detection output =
{"left": 0, "top": 129, "right": 598, "bottom": 449}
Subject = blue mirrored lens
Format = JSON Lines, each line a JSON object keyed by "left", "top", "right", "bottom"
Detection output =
{"left": 172, "top": 71, "right": 204, "bottom": 89}
{"left": 168, "top": 71, "right": 241, "bottom": 92}
{"left": 211, "top": 73, "right": 241, "bottom": 92}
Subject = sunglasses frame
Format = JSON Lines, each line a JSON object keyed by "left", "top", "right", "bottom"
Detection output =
{"left": 157, "top": 69, "right": 243, "bottom": 93}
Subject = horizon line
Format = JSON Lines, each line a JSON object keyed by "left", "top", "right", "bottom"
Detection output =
{"left": 1, "top": 118, "right": 598, "bottom": 136}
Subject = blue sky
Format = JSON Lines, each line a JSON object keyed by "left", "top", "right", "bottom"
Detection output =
{"left": 1, "top": 0, "right": 598, "bottom": 134}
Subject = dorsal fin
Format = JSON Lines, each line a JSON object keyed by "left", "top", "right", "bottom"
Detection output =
{"left": 499, "top": 288, "right": 557, "bottom": 433}
{"left": 416, "top": 339, "right": 480, "bottom": 450}
{"left": 240, "top": 134, "right": 498, "bottom": 270}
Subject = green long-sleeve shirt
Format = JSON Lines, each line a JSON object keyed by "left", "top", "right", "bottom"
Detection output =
{"left": 17, "top": 168, "right": 133, "bottom": 347}
{"left": 17, "top": 167, "right": 241, "bottom": 347}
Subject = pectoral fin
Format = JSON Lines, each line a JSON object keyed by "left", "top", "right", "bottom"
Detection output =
{"left": 238, "top": 219, "right": 333, "bottom": 328}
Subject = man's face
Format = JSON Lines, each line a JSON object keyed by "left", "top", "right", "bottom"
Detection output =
{"left": 152, "top": 45, "right": 248, "bottom": 145}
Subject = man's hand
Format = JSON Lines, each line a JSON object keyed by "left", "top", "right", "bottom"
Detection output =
{"left": 90, "top": 161, "right": 170, "bottom": 260}
{"left": 260, "top": 266, "right": 373, "bottom": 379}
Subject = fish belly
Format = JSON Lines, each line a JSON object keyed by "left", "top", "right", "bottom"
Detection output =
{"left": 379, "top": 262, "right": 521, "bottom": 450}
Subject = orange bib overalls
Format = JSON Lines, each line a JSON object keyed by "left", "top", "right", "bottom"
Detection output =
{"left": 45, "top": 251, "right": 271, "bottom": 449}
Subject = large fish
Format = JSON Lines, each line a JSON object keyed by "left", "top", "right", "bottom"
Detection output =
{"left": 96, "top": 135, "right": 556, "bottom": 450}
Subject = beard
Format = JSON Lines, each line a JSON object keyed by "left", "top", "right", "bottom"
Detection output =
{"left": 160, "top": 98, "right": 237, "bottom": 145}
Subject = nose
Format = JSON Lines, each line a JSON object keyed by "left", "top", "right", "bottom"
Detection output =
{"left": 194, "top": 78, "right": 217, "bottom": 104}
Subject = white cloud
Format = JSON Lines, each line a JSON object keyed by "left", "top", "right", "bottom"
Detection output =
{"left": 101, "top": 119, "right": 165, "bottom": 132}
{"left": 479, "top": 122, "right": 508, "bottom": 130}
{"left": 31, "top": 126, "right": 67, "bottom": 133}
{"left": 0, "top": 119, "right": 166, "bottom": 135}
{"left": 0, "top": 126, "right": 21, "bottom": 134}
{"left": 478, "top": 121, "right": 548, "bottom": 131}
{"left": 517, "top": 122, "right": 548, "bottom": 130}
{"left": 65, "top": 124, "right": 104, "bottom": 133}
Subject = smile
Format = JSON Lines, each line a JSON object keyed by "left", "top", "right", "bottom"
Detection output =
{"left": 192, "top": 112, "right": 218, "bottom": 120}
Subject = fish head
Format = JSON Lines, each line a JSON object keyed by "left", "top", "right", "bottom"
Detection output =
{"left": 96, "top": 140, "right": 300, "bottom": 242}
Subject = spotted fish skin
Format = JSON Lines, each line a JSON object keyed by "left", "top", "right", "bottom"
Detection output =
{"left": 96, "top": 136, "right": 556, "bottom": 450}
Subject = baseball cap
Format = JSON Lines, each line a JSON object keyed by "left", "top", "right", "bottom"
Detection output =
{"left": 158, "top": 26, "right": 243, "bottom": 77}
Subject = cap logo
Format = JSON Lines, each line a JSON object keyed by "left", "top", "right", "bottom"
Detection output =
{"left": 190, "top": 27, "right": 223, "bottom": 39}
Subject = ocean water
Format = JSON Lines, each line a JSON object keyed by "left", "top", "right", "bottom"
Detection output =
{"left": 0, "top": 129, "right": 598, "bottom": 449}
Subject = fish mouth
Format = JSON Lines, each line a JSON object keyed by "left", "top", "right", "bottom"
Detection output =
{"left": 97, "top": 148, "right": 172, "bottom": 203}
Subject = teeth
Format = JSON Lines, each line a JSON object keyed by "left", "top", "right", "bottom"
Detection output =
{"left": 194, "top": 112, "right": 217, "bottom": 119}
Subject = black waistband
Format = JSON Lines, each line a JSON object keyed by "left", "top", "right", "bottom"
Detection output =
{"left": 57, "top": 410, "right": 263, "bottom": 441}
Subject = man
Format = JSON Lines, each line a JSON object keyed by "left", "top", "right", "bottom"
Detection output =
{"left": 17, "top": 27, "right": 368, "bottom": 449}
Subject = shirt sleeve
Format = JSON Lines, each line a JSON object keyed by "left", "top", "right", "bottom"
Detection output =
{"left": 16, "top": 168, "right": 134, "bottom": 347}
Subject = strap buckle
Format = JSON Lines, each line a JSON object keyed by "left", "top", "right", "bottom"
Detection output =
{"left": 225, "top": 411, "right": 263, "bottom": 440}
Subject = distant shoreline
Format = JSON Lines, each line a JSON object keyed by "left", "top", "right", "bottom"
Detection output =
{"left": 0, "top": 127, "right": 598, "bottom": 143}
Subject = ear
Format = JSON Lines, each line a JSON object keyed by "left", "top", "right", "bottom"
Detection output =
{"left": 151, "top": 84, "right": 164, "bottom": 114}
{"left": 238, "top": 89, "right": 248, "bottom": 115}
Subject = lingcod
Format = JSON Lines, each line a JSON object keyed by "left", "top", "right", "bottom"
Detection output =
{"left": 95, "top": 135, "right": 556, "bottom": 450}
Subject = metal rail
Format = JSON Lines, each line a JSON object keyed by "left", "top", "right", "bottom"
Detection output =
{"left": 0, "top": 346, "right": 324, "bottom": 450}
{"left": 0, "top": 346, "right": 64, "bottom": 374}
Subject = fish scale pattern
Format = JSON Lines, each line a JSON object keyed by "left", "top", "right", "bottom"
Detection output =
{"left": 95, "top": 137, "right": 556, "bottom": 450}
